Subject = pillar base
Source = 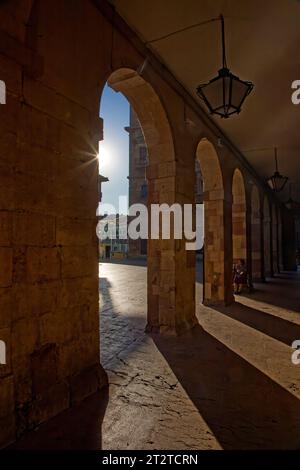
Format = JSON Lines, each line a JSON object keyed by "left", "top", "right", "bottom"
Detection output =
{"left": 203, "top": 296, "right": 235, "bottom": 308}
{"left": 145, "top": 315, "right": 198, "bottom": 336}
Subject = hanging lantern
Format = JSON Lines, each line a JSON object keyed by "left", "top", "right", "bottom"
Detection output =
{"left": 285, "top": 183, "right": 300, "bottom": 211}
{"left": 267, "top": 148, "right": 288, "bottom": 192}
{"left": 196, "top": 15, "right": 254, "bottom": 118}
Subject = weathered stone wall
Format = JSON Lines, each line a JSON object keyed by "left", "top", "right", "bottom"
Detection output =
{"left": 251, "top": 186, "right": 262, "bottom": 280}
{"left": 0, "top": 0, "right": 110, "bottom": 447}
{"left": 272, "top": 205, "right": 279, "bottom": 274}
{"left": 127, "top": 108, "right": 148, "bottom": 258}
{"left": 0, "top": 0, "right": 284, "bottom": 447}
{"left": 232, "top": 169, "right": 247, "bottom": 264}
{"left": 282, "top": 209, "right": 297, "bottom": 271}
{"left": 263, "top": 198, "right": 272, "bottom": 277}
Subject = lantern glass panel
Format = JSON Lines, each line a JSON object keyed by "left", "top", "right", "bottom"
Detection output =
{"left": 201, "top": 78, "right": 223, "bottom": 111}
{"left": 268, "top": 173, "right": 288, "bottom": 192}
{"left": 223, "top": 75, "right": 231, "bottom": 113}
{"left": 231, "top": 77, "right": 248, "bottom": 109}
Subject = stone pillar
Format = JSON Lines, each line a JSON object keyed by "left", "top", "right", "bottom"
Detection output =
{"left": 146, "top": 163, "right": 198, "bottom": 335}
{"left": 272, "top": 206, "right": 279, "bottom": 275}
{"left": 245, "top": 198, "right": 253, "bottom": 288}
{"left": 282, "top": 210, "right": 297, "bottom": 271}
{"left": 0, "top": 13, "right": 109, "bottom": 445}
{"left": 263, "top": 199, "right": 272, "bottom": 278}
{"left": 278, "top": 210, "right": 283, "bottom": 272}
{"left": 203, "top": 191, "right": 234, "bottom": 306}
{"left": 276, "top": 214, "right": 280, "bottom": 273}
{"left": 251, "top": 204, "right": 263, "bottom": 282}
{"left": 269, "top": 214, "right": 274, "bottom": 277}
{"left": 259, "top": 209, "right": 266, "bottom": 282}
{"left": 232, "top": 198, "right": 247, "bottom": 263}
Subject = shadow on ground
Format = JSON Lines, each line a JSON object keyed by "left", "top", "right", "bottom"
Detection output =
{"left": 153, "top": 324, "right": 300, "bottom": 450}
{"left": 213, "top": 301, "right": 300, "bottom": 347}
{"left": 248, "top": 271, "right": 300, "bottom": 314}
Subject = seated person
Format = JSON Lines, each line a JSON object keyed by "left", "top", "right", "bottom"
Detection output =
{"left": 233, "top": 259, "right": 247, "bottom": 295}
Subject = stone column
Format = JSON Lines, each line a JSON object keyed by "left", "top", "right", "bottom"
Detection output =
{"left": 259, "top": 209, "right": 266, "bottom": 282}
{"left": 146, "top": 160, "right": 198, "bottom": 335}
{"left": 278, "top": 209, "right": 283, "bottom": 272}
{"left": 203, "top": 191, "right": 234, "bottom": 306}
{"left": 251, "top": 205, "right": 263, "bottom": 282}
{"left": 263, "top": 199, "right": 272, "bottom": 278}
{"left": 282, "top": 210, "right": 297, "bottom": 271}
{"left": 269, "top": 202, "right": 275, "bottom": 278}
{"left": 276, "top": 221, "right": 281, "bottom": 273}
{"left": 272, "top": 206, "right": 279, "bottom": 275}
{"left": 245, "top": 197, "right": 253, "bottom": 289}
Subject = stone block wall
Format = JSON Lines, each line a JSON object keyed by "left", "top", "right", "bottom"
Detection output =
{"left": 251, "top": 218, "right": 262, "bottom": 280}
{"left": 0, "top": 0, "right": 110, "bottom": 448}
{"left": 272, "top": 206, "right": 279, "bottom": 274}
{"left": 232, "top": 201, "right": 247, "bottom": 262}
{"left": 263, "top": 201, "right": 272, "bottom": 277}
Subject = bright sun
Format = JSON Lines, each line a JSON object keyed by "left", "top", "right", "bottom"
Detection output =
{"left": 98, "top": 142, "right": 112, "bottom": 171}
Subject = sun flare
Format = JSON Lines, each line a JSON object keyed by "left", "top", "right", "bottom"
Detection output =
{"left": 98, "top": 142, "right": 112, "bottom": 171}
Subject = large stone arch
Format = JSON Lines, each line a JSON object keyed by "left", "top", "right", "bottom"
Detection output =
{"left": 196, "top": 138, "right": 232, "bottom": 305}
{"left": 232, "top": 169, "right": 247, "bottom": 264}
{"left": 0, "top": 0, "right": 202, "bottom": 447}
{"left": 251, "top": 185, "right": 262, "bottom": 280}
{"left": 101, "top": 68, "right": 182, "bottom": 334}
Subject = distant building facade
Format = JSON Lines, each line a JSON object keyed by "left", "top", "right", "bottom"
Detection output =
{"left": 99, "top": 214, "right": 128, "bottom": 260}
{"left": 126, "top": 107, "right": 149, "bottom": 257}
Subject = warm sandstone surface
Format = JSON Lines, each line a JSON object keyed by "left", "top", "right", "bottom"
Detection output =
{"left": 12, "top": 261, "right": 300, "bottom": 450}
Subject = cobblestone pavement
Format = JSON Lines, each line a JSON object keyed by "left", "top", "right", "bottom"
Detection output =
{"left": 100, "top": 261, "right": 300, "bottom": 450}
{"left": 12, "top": 261, "right": 300, "bottom": 449}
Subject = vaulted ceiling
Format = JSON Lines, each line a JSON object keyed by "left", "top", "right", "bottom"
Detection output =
{"left": 111, "top": 0, "right": 300, "bottom": 203}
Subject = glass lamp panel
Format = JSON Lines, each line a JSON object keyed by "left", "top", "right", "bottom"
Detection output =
{"left": 270, "top": 174, "right": 288, "bottom": 192}
{"left": 267, "top": 178, "right": 275, "bottom": 190}
{"left": 201, "top": 77, "right": 224, "bottom": 111}
{"left": 274, "top": 177, "right": 281, "bottom": 192}
{"left": 222, "top": 75, "right": 231, "bottom": 114}
{"left": 231, "top": 77, "right": 249, "bottom": 109}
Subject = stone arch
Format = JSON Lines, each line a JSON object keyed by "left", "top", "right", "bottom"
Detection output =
{"left": 232, "top": 169, "right": 247, "bottom": 264}
{"left": 100, "top": 68, "right": 182, "bottom": 333}
{"left": 251, "top": 185, "right": 262, "bottom": 280}
{"left": 196, "top": 138, "right": 223, "bottom": 193}
{"left": 196, "top": 138, "right": 231, "bottom": 304}
{"left": 263, "top": 197, "right": 272, "bottom": 277}
{"left": 106, "top": 69, "right": 175, "bottom": 168}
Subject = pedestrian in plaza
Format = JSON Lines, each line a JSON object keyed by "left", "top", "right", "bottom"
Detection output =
{"left": 233, "top": 259, "right": 248, "bottom": 295}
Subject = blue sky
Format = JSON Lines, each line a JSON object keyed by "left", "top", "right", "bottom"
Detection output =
{"left": 99, "top": 84, "right": 129, "bottom": 212}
